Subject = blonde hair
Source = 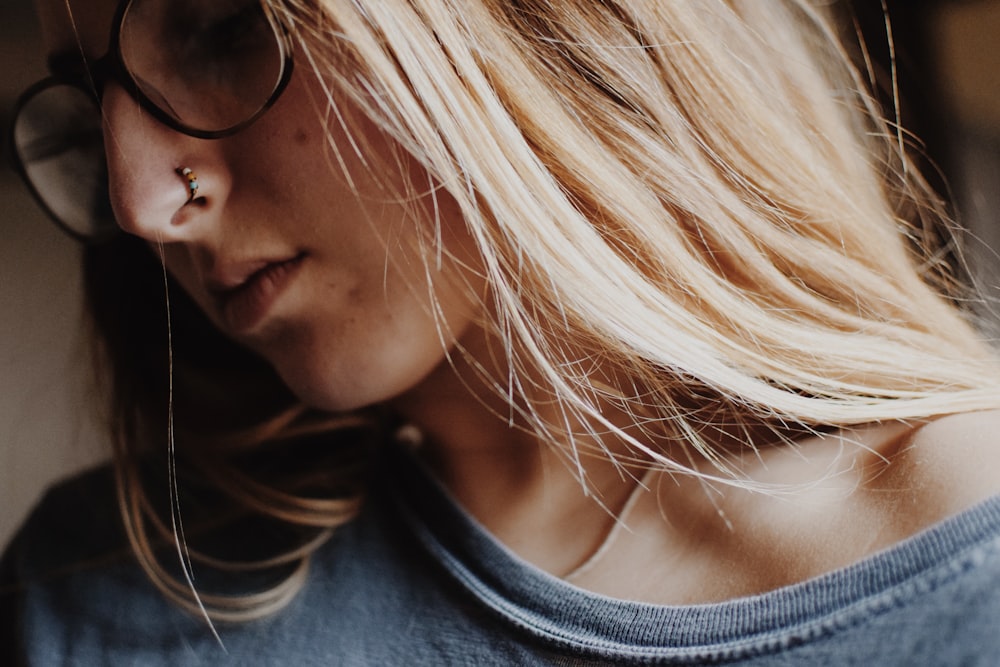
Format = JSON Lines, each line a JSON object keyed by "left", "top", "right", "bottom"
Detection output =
{"left": 105, "top": 0, "right": 1000, "bottom": 623}
{"left": 288, "top": 0, "right": 1000, "bottom": 448}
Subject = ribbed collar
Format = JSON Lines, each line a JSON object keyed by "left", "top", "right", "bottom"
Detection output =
{"left": 384, "top": 445, "right": 1000, "bottom": 660}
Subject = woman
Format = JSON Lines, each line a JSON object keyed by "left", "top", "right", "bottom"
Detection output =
{"left": 4, "top": 0, "right": 1000, "bottom": 663}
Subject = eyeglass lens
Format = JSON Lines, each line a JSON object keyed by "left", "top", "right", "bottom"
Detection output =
{"left": 12, "top": 0, "right": 287, "bottom": 240}
{"left": 13, "top": 85, "right": 113, "bottom": 240}
{"left": 120, "top": 0, "right": 286, "bottom": 133}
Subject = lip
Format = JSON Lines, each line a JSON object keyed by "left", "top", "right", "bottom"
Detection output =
{"left": 213, "top": 253, "right": 306, "bottom": 333}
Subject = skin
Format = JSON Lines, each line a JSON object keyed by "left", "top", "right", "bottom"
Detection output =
{"left": 47, "top": 7, "right": 481, "bottom": 414}
{"left": 35, "top": 0, "right": 1000, "bottom": 604}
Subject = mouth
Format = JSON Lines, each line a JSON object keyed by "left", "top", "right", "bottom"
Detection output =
{"left": 213, "top": 253, "right": 306, "bottom": 334}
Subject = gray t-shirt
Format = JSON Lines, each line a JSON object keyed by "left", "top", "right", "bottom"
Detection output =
{"left": 4, "top": 447, "right": 1000, "bottom": 665}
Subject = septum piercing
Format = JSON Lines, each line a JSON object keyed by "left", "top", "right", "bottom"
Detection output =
{"left": 178, "top": 167, "right": 199, "bottom": 202}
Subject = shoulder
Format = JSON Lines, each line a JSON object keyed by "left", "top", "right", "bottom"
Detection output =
{"left": 1, "top": 463, "right": 127, "bottom": 585}
{"left": 907, "top": 408, "right": 1000, "bottom": 472}
{"left": 873, "top": 409, "right": 1000, "bottom": 530}
{"left": 0, "top": 463, "right": 136, "bottom": 663}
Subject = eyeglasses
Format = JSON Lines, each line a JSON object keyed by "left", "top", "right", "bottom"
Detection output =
{"left": 9, "top": 0, "right": 293, "bottom": 242}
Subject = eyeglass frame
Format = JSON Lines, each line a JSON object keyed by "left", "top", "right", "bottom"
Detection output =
{"left": 8, "top": 0, "right": 296, "bottom": 243}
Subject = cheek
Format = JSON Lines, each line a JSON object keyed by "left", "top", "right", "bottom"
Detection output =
{"left": 271, "top": 210, "right": 485, "bottom": 413}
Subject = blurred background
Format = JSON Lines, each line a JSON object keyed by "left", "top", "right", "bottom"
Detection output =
{"left": 2, "top": 0, "right": 1000, "bottom": 548}
{"left": 2, "top": 0, "right": 105, "bottom": 549}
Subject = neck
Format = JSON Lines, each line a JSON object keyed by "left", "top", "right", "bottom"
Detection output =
{"left": 388, "top": 323, "right": 647, "bottom": 575}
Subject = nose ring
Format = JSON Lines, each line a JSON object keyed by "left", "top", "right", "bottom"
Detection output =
{"left": 178, "top": 167, "right": 199, "bottom": 202}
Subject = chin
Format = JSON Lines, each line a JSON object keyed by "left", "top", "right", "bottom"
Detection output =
{"left": 254, "top": 306, "right": 472, "bottom": 414}
{"left": 273, "top": 364, "right": 385, "bottom": 413}
{"left": 267, "top": 344, "right": 451, "bottom": 414}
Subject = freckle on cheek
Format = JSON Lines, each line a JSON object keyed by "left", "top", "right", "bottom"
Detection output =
{"left": 294, "top": 129, "right": 309, "bottom": 146}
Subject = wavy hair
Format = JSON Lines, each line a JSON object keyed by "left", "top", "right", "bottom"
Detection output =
{"left": 86, "top": 0, "right": 1000, "bottom": 623}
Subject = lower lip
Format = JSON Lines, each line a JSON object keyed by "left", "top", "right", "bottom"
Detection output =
{"left": 219, "top": 254, "right": 305, "bottom": 333}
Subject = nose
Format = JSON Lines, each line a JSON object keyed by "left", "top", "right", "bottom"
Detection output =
{"left": 101, "top": 83, "right": 227, "bottom": 243}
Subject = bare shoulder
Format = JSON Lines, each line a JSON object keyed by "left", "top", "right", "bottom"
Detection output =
{"left": 874, "top": 409, "right": 1000, "bottom": 529}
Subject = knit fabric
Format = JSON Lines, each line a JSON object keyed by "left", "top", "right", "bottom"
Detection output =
{"left": 3, "top": 447, "right": 1000, "bottom": 665}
